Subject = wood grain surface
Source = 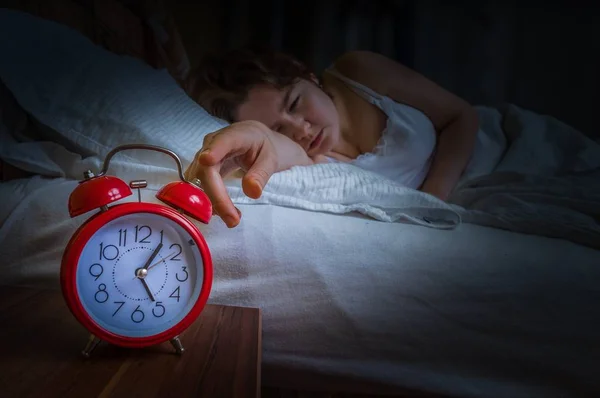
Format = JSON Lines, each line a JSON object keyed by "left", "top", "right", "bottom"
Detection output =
{"left": 0, "top": 286, "right": 261, "bottom": 398}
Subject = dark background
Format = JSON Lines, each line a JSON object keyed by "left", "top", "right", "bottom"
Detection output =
{"left": 170, "top": 0, "right": 600, "bottom": 139}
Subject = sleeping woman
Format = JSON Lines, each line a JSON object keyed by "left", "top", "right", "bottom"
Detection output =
{"left": 184, "top": 47, "right": 480, "bottom": 228}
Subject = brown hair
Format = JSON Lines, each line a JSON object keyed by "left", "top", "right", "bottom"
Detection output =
{"left": 185, "top": 46, "right": 313, "bottom": 122}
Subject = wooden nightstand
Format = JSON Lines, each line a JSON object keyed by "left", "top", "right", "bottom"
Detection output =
{"left": 0, "top": 286, "right": 262, "bottom": 397}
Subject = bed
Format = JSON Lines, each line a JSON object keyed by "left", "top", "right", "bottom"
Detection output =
{"left": 1, "top": 3, "right": 600, "bottom": 398}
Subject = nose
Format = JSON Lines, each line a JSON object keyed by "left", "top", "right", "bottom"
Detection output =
{"left": 289, "top": 117, "right": 311, "bottom": 141}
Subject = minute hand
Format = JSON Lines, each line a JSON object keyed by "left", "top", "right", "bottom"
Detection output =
{"left": 147, "top": 252, "right": 177, "bottom": 272}
{"left": 142, "top": 243, "right": 163, "bottom": 270}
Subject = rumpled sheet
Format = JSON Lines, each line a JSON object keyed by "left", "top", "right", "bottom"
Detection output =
{"left": 450, "top": 104, "right": 600, "bottom": 249}
{"left": 226, "top": 162, "right": 462, "bottom": 230}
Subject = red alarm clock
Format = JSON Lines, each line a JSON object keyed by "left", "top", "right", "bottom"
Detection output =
{"left": 60, "top": 144, "right": 213, "bottom": 357}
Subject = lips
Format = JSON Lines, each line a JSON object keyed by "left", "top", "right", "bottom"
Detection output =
{"left": 308, "top": 130, "right": 323, "bottom": 152}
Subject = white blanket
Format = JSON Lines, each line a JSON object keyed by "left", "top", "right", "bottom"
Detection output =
{"left": 450, "top": 105, "right": 600, "bottom": 249}
{"left": 450, "top": 170, "right": 600, "bottom": 249}
{"left": 226, "top": 163, "right": 461, "bottom": 230}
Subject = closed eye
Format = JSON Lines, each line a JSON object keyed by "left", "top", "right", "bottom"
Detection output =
{"left": 289, "top": 96, "right": 300, "bottom": 112}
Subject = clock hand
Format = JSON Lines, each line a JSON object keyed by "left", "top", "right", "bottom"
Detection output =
{"left": 147, "top": 252, "right": 177, "bottom": 271}
{"left": 139, "top": 278, "right": 156, "bottom": 302}
{"left": 142, "top": 242, "right": 163, "bottom": 270}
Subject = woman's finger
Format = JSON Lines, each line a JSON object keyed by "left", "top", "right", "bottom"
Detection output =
{"left": 242, "top": 143, "right": 278, "bottom": 199}
{"left": 183, "top": 155, "right": 204, "bottom": 181}
{"left": 202, "top": 132, "right": 216, "bottom": 147}
{"left": 196, "top": 165, "right": 240, "bottom": 228}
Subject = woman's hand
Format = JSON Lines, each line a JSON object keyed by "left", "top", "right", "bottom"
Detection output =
{"left": 185, "top": 120, "right": 315, "bottom": 228}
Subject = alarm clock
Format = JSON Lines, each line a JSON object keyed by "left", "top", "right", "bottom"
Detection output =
{"left": 60, "top": 144, "right": 213, "bottom": 358}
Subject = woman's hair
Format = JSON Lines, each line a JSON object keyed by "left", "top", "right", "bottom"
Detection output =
{"left": 185, "top": 46, "right": 313, "bottom": 122}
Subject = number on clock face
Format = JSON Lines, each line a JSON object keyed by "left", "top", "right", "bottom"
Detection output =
{"left": 75, "top": 213, "right": 204, "bottom": 338}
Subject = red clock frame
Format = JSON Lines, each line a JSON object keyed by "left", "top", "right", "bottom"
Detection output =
{"left": 60, "top": 202, "right": 213, "bottom": 348}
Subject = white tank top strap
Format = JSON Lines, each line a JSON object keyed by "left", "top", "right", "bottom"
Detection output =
{"left": 324, "top": 67, "right": 384, "bottom": 106}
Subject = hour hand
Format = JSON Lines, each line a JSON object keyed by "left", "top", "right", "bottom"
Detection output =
{"left": 142, "top": 243, "right": 163, "bottom": 270}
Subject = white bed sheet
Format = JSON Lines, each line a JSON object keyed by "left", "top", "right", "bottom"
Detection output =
{"left": 1, "top": 176, "right": 599, "bottom": 398}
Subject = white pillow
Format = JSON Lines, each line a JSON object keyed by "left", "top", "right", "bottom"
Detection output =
{"left": 0, "top": 8, "right": 228, "bottom": 172}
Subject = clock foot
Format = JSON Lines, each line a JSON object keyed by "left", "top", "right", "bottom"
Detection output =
{"left": 170, "top": 336, "right": 185, "bottom": 355}
{"left": 81, "top": 334, "right": 101, "bottom": 358}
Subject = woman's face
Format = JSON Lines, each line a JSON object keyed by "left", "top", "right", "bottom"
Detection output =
{"left": 235, "top": 78, "right": 340, "bottom": 157}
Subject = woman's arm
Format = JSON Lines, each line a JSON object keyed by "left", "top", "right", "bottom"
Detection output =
{"left": 333, "top": 51, "right": 479, "bottom": 200}
{"left": 418, "top": 109, "right": 479, "bottom": 199}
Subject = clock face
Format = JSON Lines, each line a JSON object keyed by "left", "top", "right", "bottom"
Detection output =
{"left": 75, "top": 212, "right": 204, "bottom": 338}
